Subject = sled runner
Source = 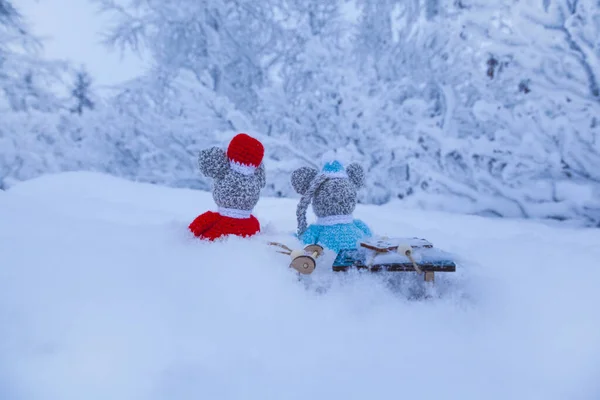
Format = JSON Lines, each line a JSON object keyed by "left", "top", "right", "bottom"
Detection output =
{"left": 269, "top": 237, "right": 456, "bottom": 282}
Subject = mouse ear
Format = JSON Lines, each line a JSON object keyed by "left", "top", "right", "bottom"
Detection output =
{"left": 291, "top": 166, "right": 318, "bottom": 195}
{"left": 198, "top": 147, "right": 229, "bottom": 179}
{"left": 346, "top": 163, "right": 365, "bottom": 188}
{"left": 256, "top": 163, "right": 266, "bottom": 189}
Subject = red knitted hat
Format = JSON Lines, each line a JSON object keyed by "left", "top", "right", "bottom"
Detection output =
{"left": 227, "top": 133, "right": 264, "bottom": 175}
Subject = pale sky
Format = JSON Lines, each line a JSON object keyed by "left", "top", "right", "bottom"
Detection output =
{"left": 19, "top": 0, "right": 148, "bottom": 88}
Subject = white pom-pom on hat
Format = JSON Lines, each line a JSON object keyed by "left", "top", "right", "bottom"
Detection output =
{"left": 320, "top": 148, "right": 353, "bottom": 168}
{"left": 319, "top": 148, "right": 354, "bottom": 178}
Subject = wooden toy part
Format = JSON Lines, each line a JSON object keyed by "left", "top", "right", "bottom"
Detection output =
{"left": 268, "top": 241, "right": 294, "bottom": 255}
{"left": 396, "top": 244, "right": 423, "bottom": 274}
{"left": 304, "top": 244, "right": 324, "bottom": 259}
{"left": 290, "top": 255, "right": 316, "bottom": 275}
{"left": 290, "top": 249, "right": 305, "bottom": 259}
{"left": 396, "top": 244, "right": 412, "bottom": 257}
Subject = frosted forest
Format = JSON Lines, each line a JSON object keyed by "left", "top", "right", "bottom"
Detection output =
{"left": 1, "top": 0, "right": 599, "bottom": 226}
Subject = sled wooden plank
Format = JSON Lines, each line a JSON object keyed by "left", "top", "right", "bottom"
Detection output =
{"left": 359, "top": 237, "right": 433, "bottom": 252}
{"left": 332, "top": 262, "right": 456, "bottom": 273}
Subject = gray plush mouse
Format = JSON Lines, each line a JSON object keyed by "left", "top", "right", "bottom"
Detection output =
{"left": 189, "top": 133, "right": 266, "bottom": 241}
{"left": 291, "top": 159, "right": 372, "bottom": 253}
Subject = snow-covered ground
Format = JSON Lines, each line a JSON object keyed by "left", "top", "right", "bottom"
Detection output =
{"left": 1, "top": 172, "right": 599, "bottom": 400}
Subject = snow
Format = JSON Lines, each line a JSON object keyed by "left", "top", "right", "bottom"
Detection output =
{"left": 1, "top": 171, "right": 599, "bottom": 399}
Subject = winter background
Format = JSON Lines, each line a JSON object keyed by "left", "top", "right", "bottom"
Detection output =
{"left": 3, "top": 0, "right": 600, "bottom": 224}
{"left": 1, "top": 0, "right": 600, "bottom": 399}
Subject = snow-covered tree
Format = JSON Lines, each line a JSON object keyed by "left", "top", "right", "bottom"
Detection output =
{"left": 334, "top": 0, "right": 600, "bottom": 224}
{"left": 69, "top": 66, "right": 95, "bottom": 115}
{"left": 420, "top": 0, "right": 600, "bottom": 224}
{"left": 0, "top": 1, "right": 85, "bottom": 189}
{"left": 93, "top": 0, "right": 289, "bottom": 113}
{"left": 3, "top": 0, "right": 592, "bottom": 225}
{"left": 0, "top": 0, "right": 66, "bottom": 112}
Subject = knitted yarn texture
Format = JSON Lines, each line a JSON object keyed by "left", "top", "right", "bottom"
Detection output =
{"left": 189, "top": 212, "right": 260, "bottom": 241}
{"left": 291, "top": 160, "right": 372, "bottom": 253}
{"left": 227, "top": 133, "right": 264, "bottom": 174}
{"left": 300, "top": 218, "right": 372, "bottom": 254}
{"left": 189, "top": 133, "right": 266, "bottom": 241}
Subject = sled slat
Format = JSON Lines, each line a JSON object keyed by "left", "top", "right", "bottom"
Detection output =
{"left": 332, "top": 262, "right": 456, "bottom": 273}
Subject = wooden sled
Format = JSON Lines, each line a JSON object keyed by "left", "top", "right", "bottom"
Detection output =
{"left": 269, "top": 237, "right": 457, "bottom": 283}
{"left": 332, "top": 237, "right": 456, "bottom": 283}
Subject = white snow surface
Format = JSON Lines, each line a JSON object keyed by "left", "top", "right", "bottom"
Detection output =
{"left": 1, "top": 172, "right": 599, "bottom": 400}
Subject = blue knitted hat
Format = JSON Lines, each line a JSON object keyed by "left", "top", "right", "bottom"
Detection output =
{"left": 321, "top": 160, "right": 348, "bottom": 178}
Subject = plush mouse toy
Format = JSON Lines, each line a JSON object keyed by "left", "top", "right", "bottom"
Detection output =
{"left": 291, "top": 159, "right": 372, "bottom": 253}
{"left": 189, "top": 133, "right": 266, "bottom": 241}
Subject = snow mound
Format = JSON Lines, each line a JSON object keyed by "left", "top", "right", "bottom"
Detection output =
{"left": 0, "top": 172, "right": 599, "bottom": 400}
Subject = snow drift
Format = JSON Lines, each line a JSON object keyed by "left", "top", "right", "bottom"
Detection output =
{"left": 0, "top": 172, "right": 599, "bottom": 400}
